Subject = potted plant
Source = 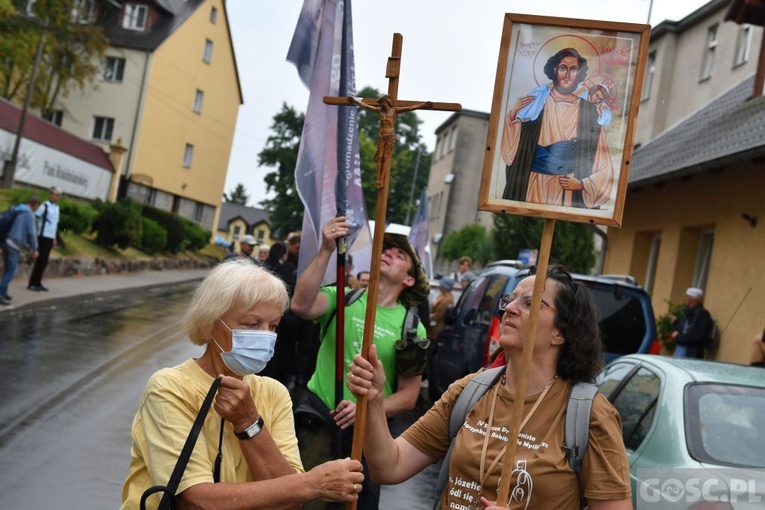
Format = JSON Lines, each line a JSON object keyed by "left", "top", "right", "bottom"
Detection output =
{"left": 656, "top": 300, "right": 685, "bottom": 356}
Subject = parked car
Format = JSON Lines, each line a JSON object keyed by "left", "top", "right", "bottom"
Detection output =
{"left": 427, "top": 263, "right": 658, "bottom": 400}
{"left": 596, "top": 355, "right": 765, "bottom": 508}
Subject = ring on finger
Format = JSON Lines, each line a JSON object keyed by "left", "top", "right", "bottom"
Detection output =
{"left": 332, "top": 228, "right": 336, "bottom": 233}
{"left": 349, "top": 372, "right": 354, "bottom": 382}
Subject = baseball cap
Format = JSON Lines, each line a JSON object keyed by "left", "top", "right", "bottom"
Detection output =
{"left": 439, "top": 276, "right": 455, "bottom": 291}
{"left": 383, "top": 233, "right": 429, "bottom": 308}
{"left": 49, "top": 186, "right": 62, "bottom": 195}
{"left": 240, "top": 235, "right": 257, "bottom": 246}
{"left": 686, "top": 287, "right": 704, "bottom": 298}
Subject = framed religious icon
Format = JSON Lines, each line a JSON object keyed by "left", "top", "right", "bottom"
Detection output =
{"left": 479, "top": 14, "right": 650, "bottom": 227}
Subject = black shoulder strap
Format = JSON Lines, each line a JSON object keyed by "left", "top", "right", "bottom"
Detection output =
{"left": 40, "top": 203, "right": 49, "bottom": 231}
{"left": 433, "top": 367, "right": 504, "bottom": 508}
{"left": 140, "top": 377, "right": 222, "bottom": 510}
{"left": 320, "top": 288, "right": 365, "bottom": 340}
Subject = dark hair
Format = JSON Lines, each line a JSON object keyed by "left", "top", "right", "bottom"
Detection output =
{"left": 287, "top": 235, "right": 301, "bottom": 246}
{"left": 267, "top": 242, "right": 287, "bottom": 262}
{"left": 357, "top": 270, "right": 370, "bottom": 279}
{"left": 544, "top": 264, "right": 603, "bottom": 382}
{"left": 543, "top": 48, "right": 589, "bottom": 86}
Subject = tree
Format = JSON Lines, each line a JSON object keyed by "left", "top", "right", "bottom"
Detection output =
{"left": 0, "top": 0, "right": 13, "bottom": 18}
{"left": 440, "top": 224, "right": 492, "bottom": 265}
{"left": 225, "top": 183, "right": 249, "bottom": 205}
{"left": 492, "top": 214, "right": 596, "bottom": 274}
{"left": 356, "top": 86, "right": 430, "bottom": 224}
{"left": 0, "top": 0, "right": 108, "bottom": 117}
{"left": 258, "top": 103, "right": 305, "bottom": 237}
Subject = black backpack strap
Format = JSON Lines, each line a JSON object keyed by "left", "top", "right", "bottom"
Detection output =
{"left": 564, "top": 381, "right": 598, "bottom": 507}
{"left": 141, "top": 377, "right": 222, "bottom": 510}
{"left": 433, "top": 367, "right": 505, "bottom": 508}
{"left": 319, "top": 288, "right": 364, "bottom": 340}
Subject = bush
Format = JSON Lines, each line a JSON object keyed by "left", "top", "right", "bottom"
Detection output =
{"left": 141, "top": 206, "right": 185, "bottom": 252}
{"left": 92, "top": 198, "right": 142, "bottom": 249}
{"left": 140, "top": 217, "right": 167, "bottom": 255}
{"left": 58, "top": 198, "right": 98, "bottom": 234}
{"left": 182, "top": 219, "right": 211, "bottom": 252}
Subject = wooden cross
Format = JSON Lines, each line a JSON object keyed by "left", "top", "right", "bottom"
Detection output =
{"left": 323, "top": 32, "right": 460, "bottom": 505}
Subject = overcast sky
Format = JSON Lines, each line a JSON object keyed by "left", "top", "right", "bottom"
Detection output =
{"left": 224, "top": 0, "right": 713, "bottom": 206}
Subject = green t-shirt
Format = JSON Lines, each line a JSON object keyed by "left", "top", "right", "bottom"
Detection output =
{"left": 307, "top": 286, "right": 426, "bottom": 409}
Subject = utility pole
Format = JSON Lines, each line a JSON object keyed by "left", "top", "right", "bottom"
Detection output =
{"left": 2, "top": 23, "right": 46, "bottom": 188}
{"left": 404, "top": 147, "right": 422, "bottom": 225}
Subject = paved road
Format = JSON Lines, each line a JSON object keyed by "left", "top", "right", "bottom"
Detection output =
{"left": 0, "top": 283, "right": 441, "bottom": 509}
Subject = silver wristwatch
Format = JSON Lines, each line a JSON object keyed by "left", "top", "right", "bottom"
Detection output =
{"left": 234, "top": 416, "right": 264, "bottom": 440}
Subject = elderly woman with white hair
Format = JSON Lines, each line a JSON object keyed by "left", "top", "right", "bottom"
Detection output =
{"left": 121, "top": 259, "right": 363, "bottom": 509}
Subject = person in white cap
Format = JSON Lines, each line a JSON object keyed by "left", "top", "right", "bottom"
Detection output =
{"left": 28, "top": 186, "right": 62, "bottom": 292}
{"left": 223, "top": 234, "right": 259, "bottom": 264}
{"left": 671, "top": 287, "right": 714, "bottom": 359}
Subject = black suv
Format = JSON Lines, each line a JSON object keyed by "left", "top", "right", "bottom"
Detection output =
{"left": 427, "top": 262, "right": 658, "bottom": 401}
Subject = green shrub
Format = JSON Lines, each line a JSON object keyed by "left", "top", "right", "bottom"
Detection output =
{"left": 140, "top": 217, "right": 167, "bottom": 255}
{"left": 92, "top": 198, "right": 142, "bottom": 249}
{"left": 141, "top": 206, "right": 185, "bottom": 252}
{"left": 182, "top": 219, "right": 211, "bottom": 252}
{"left": 58, "top": 198, "right": 98, "bottom": 234}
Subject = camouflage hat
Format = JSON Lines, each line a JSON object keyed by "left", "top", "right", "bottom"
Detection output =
{"left": 383, "top": 233, "right": 429, "bottom": 308}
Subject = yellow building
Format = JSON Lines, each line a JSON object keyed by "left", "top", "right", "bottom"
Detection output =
{"left": 217, "top": 202, "right": 279, "bottom": 249}
{"left": 41, "top": 0, "right": 241, "bottom": 233}
{"left": 603, "top": 0, "right": 765, "bottom": 363}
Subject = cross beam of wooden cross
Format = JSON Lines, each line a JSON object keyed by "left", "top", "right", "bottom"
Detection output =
{"left": 323, "top": 33, "right": 460, "bottom": 508}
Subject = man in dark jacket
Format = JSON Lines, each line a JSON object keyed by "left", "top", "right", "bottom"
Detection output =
{"left": 1, "top": 195, "right": 40, "bottom": 305}
{"left": 672, "top": 287, "right": 714, "bottom": 359}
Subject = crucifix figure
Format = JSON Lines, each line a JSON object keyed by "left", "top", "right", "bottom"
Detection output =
{"left": 348, "top": 95, "right": 432, "bottom": 189}
{"left": 322, "top": 34, "right": 461, "bottom": 506}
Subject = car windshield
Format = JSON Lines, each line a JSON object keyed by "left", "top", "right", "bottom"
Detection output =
{"left": 686, "top": 383, "right": 765, "bottom": 468}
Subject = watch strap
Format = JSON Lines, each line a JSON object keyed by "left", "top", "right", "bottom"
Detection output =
{"left": 234, "top": 416, "right": 264, "bottom": 440}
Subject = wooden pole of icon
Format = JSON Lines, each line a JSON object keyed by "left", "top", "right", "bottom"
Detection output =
{"left": 495, "top": 218, "right": 556, "bottom": 506}
{"left": 324, "top": 33, "right": 460, "bottom": 509}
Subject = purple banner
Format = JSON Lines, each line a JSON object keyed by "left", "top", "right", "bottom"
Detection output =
{"left": 287, "top": 0, "right": 371, "bottom": 283}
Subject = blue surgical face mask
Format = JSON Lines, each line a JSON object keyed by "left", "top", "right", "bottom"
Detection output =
{"left": 213, "top": 320, "right": 277, "bottom": 376}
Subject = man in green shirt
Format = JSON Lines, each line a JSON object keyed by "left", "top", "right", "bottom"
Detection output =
{"left": 290, "top": 217, "right": 429, "bottom": 510}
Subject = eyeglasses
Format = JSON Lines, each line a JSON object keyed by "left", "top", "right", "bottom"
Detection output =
{"left": 499, "top": 293, "right": 557, "bottom": 313}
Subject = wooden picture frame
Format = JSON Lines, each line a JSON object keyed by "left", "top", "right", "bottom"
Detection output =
{"left": 479, "top": 14, "right": 650, "bottom": 227}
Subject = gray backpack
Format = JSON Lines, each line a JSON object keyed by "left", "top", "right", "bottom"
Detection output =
{"left": 433, "top": 366, "right": 598, "bottom": 508}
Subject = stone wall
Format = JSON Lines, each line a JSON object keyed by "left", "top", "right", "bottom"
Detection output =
{"left": 16, "top": 256, "right": 217, "bottom": 279}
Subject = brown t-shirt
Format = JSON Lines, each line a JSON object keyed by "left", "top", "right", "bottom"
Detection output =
{"left": 402, "top": 371, "right": 631, "bottom": 509}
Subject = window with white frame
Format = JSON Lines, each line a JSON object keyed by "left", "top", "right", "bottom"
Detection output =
{"left": 43, "top": 110, "right": 63, "bottom": 127}
{"left": 448, "top": 127, "right": 457, "bottom": 152}
{"left": 203, "top": 39, "right": 213, "bottom": 63}
{"left": 210, "top": 6, "right": 218, "bottom": 24}
{"left": 183, "top": 144, "right": 194, "bottom": 167}
{"left": 92, "top": 116, "right": 114, "bottom": 141}
{"left": 123, "top": 4, "right": 148, "bottom": 31}
{"left": 642, "top": 51, "right": 655, "bottom": 101}
{"left": 733, "top": 24, "right": 751, "bottom": 67}
{"left": 700, "top": 24, "right": 717, "bottom": 81}
{"left": 193, "top": 203, "right": 203, "bottom": 223}
{"left": 233, "top": 225, "right": 241, "bottom": 239}
{"left": 72, "top": 0, "right": 94, "bottom": 23}
{"left": 644, "top": 234, "right": 661, "bottom": 295}
{"left": 103, "top": 56, "right": 126, "bottom": 82}
{"left": 692, "top": 231, "right": 714, "bottom": 291}
{"left": 193, "top": 89, "right": 204, "bottom": 113}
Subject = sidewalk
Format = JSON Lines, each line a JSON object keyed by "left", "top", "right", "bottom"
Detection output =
{"left": 0, "top": 268, "right": 211, "bottom": 316}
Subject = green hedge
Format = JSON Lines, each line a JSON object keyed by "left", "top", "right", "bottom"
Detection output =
{"left": 141, "top": 205, "right": 185, "bottom": 252}
{"left": 140, "top": 217, "right": 167, "bottom": 255}
{"left": 92, "top": 198, "right": 142, "bottom": 249}
{"left": 58, "top": 198, "right": 98, "bottom": 234}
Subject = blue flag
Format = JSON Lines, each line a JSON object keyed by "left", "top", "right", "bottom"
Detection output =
{"left": 287, "top": 0, "right": 371, "bottom": 282}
